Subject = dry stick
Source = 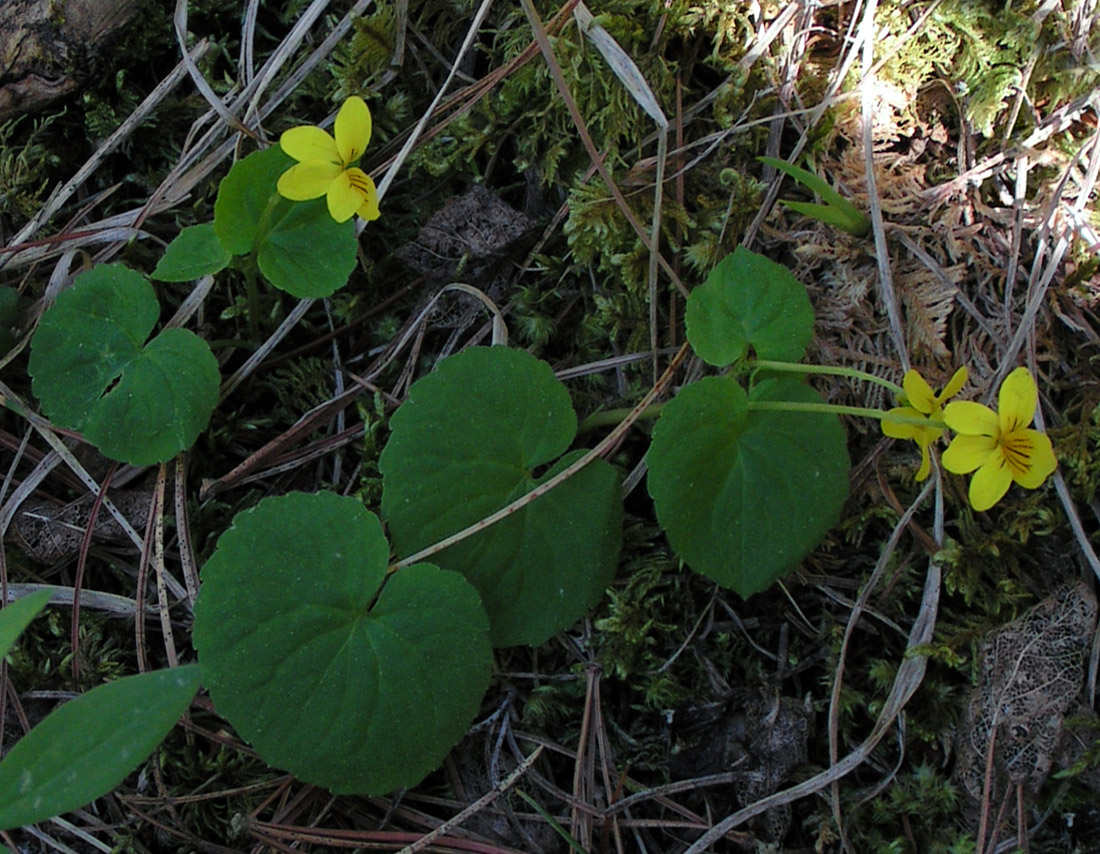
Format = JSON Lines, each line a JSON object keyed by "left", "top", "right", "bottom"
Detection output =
{"left": 1007, "top": 135, "right": 1100, "bottom": 586}
{"left": 570, "top": 667, "right": 598, "bottom": 848}
{"left": 828, "top": 478, "right": 935, "bottom": 847}
{"left": 392, "top": 746, "right": 543, "bottom": 854}
{"left": 591, "top": 678, "right": 627, "bottom": 854}
{"left": 220, "top": 298, "right": 315, "bottom": 401}
{"left": 518, "top": 0, "right": 686, "bottom": 300}
{"left": 134, "top": 479, "right": 161, "bottom": 675}
{"left": 392, "top": 342, "right": 690, "bottom": 570}
{"left": 2, "top": 585, "right": 154, "bottom": 618}
{"left": 70, "top": 463, "right": 117, "bottom": 680}
{"left": 1002, "top": 155, "right": 1031, "bottom": 336}
{"left": 151, "top": 464, "right": 180, "bottom": 669}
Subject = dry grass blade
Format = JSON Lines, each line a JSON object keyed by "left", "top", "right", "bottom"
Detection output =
{"left": 0, "top": 39, "right": 210, "bottom": 264}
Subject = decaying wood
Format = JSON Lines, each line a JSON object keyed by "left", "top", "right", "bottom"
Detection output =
{"left": 0, "top": 0, "right": 147, "bottom": 120}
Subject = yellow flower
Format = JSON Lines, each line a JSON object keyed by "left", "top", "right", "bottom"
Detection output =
{"left": 941, "top": 367, "right": 1057, "bottom": 511}
{"left": 881, "top": 367, "right": 968, "bottom": 481}
{"left": 276, "top": 96, "right": 381, "bottom": 224}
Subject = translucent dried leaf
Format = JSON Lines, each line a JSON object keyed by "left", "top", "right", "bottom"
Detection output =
{"left": 956, "top": 582, "right": 1098, "bottom": 815}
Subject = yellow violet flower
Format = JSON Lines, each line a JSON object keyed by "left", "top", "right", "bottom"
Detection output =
{"left": 276, "top": 96, "right": 381, "bottom": 224}
{"left": 941, "top": 367, "right": 1057, "bottom": 511}
{"left": 881, "top": 367, "right": 968, "bottom": 481}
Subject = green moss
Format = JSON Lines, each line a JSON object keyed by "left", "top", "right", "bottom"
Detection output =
{"left": 0, "top": 114, "right": 64, "bottom": 221}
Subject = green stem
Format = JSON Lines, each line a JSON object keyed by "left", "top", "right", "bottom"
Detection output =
{"left": 243, "top": 263, "right": 262, "bottom": 343}
{"left": 577, "top": 402, "right": 665, "bottom": 434}
{"left": 750, "top": 359, "right": 904, "bottom": 397}
{"left": 748, "top": 399, "right": 944, "bottom": 428}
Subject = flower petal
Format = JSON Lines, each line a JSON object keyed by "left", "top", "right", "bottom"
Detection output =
{"left": 277, "top": 161, "right": 342, "bottom": 201}
{"left": 968, "top": 455, "right": 1014, "bottom": 512}
{"left": 915, "top": 441, "right": 932, "bottom": 482}
{"left": 326, "top": 171, "right": 366, "bottom": 222}
{"left": 348, "top": 168, "right": 380, "bottom": 221}
{"left": 940, "top": 366, "right": 969, "bottom": 402}
{"left": 942, "top": 433, "right": 997, "bottom": 474}
{"left": 280, "top": 126, "right": 340, "bottom": 165}
{"left": 943, "top": 400, "right": 999, "bottom": 436}
{"left": 902, "top": 370, "right": 936, "bottom": 414}
{"left": 998, "top": 367, "right": 1038, "bottom": 434}
{"left": 881, "top": 406, "right": 923, "bottom": 439}
{"left": 1009, "top": 428, "right": 1057, "bottom": 488}
{"left": 334, "top": 96, "right": 372, "bottom": 165}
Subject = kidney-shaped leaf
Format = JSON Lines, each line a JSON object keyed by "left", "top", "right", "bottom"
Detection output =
{"left": 380, "top": 347, "right": 622, "bottom": 647}
{"left": 28, "top": 264, "right": 219, "bottom": 466}
{"left": 0, "top": 665, "right": 200, "bottom": 831}
{"left": 193, "top": 492, "right": 492, "bottom": 795}
{"left": 213, "top": 147, "right": 357, "bottom": 297}
{"left": 685, "top": 246, "right": 815, "bottom": 366}
{"left": 646, "top": 376, "right": 849, "bottom": 597}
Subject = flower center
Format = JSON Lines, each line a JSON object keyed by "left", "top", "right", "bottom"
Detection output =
{"left": 999, "top": 431, "right": 1034, "bottom": 477}
{"left": 347, "top": 170, "right": 372, "bottom": 195}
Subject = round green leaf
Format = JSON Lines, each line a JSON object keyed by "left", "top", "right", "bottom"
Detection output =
{"left": 380, "top": 347, "right": 622, "bottom": 647}
{"left": 0, "top": 665, "right": 200, "bottom": 831}
{"left": 28, "top": 264, "right": 219, "bottom": 465}
{"left": 213, "top": 146, "right": 291, "bottom": 255}
{"left": 213, "top": 146, "right": 357, "bottom": 297}
{"left": 193, "top": 492, "right": 492, "bottom": 795}
{"left": 256, "top": 196, "right": 358, "bottom": 298}
{"left": 685, "top": 246, "right": 815, "bottom": 366}
{"left": 152, "top": 223, "right": 232, "bottom": 281}
{"left": 646, "top": 375, "right": 849, "bottom": 597}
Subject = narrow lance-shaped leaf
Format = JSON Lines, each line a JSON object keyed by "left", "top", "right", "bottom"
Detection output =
{"left": 0, "top": 665, "right": 201, "bottom": 830}
{"left": 0, "top": 589, "right": 53, "bottom": 661}
{"left": 759, "top": 156, "right": 869, "bottom": 237}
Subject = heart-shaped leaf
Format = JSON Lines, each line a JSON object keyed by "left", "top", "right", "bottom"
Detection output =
{"left": 685, "top": 247, "right": 815, "bottom": 366}
{"left": 213, "top": 147, "right": 357, "bottom": 297}
{"left": 28, "top": 264, "right": 220, "bottom": 466}
{"left": 213, "top": 146, "right": 290, "bottom": 255}
{"left": 646, "top": 375, "right": 849, "bottom": 597}
{"left": 152, "top": 223, "right": 232, "bottom": 281}
{"left": 0, "top": 665, "right": 200, "bottom": 830}
{"left": 380, "top": 347, "right": 622, "bottom": 647}
{"left": 193, "top": 491, "right": 492, "bottom": 795}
